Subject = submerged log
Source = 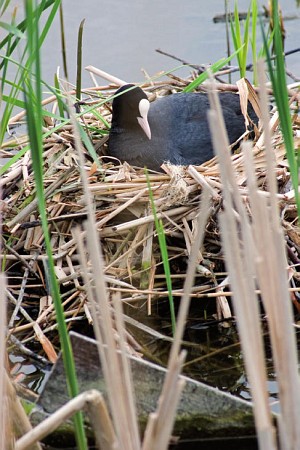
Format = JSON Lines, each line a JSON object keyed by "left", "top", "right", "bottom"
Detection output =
{"left": 30, "top": 332, "right": 257, "bottom": 443}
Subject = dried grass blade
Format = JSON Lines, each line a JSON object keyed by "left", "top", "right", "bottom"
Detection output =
{"left": 33, "top": 323, "right": 57, "bottom": 364}
{"left": 187, "top": 165, "right": 220, "bottom": 199}
{"left": 244, "top": 62, "right": 300, "bottom": 450}
{"left": 101, "top": 205, "right": 190, "bottom": 236}
{"left": 76, "top": 214, "right": 140, "bottom": 450}
{"left": 215, "top": 277, "right": 232, "bottom": 319}
{"left": 96, "top": 187, "right": 149, "bottom": 229}
{"left": 15, "top": 390, "right": 114, "bottom": 450}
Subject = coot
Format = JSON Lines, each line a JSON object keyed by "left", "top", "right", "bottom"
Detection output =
{"left": 108, "top": 84, "right": 257, "bottom": 172}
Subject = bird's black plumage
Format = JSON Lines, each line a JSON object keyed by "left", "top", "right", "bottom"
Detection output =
{"left": 108, "top": 84, "right": 257, "bottom": 172}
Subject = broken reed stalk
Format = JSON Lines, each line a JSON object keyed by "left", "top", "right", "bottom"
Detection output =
{"left": 15, "top": 390, "right": 115, "bottom": 450}
{"left": 6, "top": 372, "right": 42, "bottom": 450}
{"left": 209, "top": 60, "right": 300, "bottom": 449}
{"left": 74, "top": 142, "right": 186, "bottom": 450}
{"left": 85, "top": 66, "right": 127, "bottom": 87}
{"left": 207, "top": 77, "right": 277, "bottom": 449}
{"left": 141, "top": 352, "right": 185, "bottom": 450}
{"left": 248, "top": 61, "right": 300, "bottom": 450}
{"left": 218, "top": 148, "right": 277, "bottom": 450}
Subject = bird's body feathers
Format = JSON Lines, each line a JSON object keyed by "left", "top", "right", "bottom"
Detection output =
{"left": 108, "top": 85, "right": 257, "bottom": 172}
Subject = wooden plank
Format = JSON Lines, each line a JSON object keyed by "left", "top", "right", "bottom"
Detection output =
{"left": 31, "top": 332, "right": 256, "bottom": 440}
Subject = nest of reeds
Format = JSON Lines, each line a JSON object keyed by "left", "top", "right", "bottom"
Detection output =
{"left": 2, "top": 77, "right": 300, "bottom": 363}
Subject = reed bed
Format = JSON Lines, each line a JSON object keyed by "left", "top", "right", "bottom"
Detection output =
{"left": 2, "top": 76, "right": 300, "bottom": 365}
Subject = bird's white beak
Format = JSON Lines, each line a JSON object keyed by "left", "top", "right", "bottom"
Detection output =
{"left": 137, "top": 98, "right": 151, "bottom": 140}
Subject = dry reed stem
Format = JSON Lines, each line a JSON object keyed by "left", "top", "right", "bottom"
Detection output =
{"left": 85, "top": 66, "right": 127, "bottom": 86}
{"left": 142, "top": 189, "right": 212, "bottom": 450}
{"left": 246, "top": 62, "right": 300, "bottom": 450}
{"left": 171, "top": 188, "right": 211, "bottom": 359}
{"left": 142, "top": 354, "right": 186, "bottom": 450}
{"left": 70, "top": 95, "right": 141, "bottom": 449}
{"left": 218, "top": 163, "right": 277, "bottom": 450}
{"left": 208, "top": 61, "right": 300, "bottom": 449}
{"left": 208, "top": 75, "right": 277, "bottom": 449}
{"left": 15, "top": 390, "right": 115, "bottom": 450}
{"left": 0, "top": 274, "right": 10, "bottom": 450}
{"left": 76, "top": 187, "right": 141, "bottom": 450}
{"left": 6, "top": 372, "right": 42, "bottom": 450}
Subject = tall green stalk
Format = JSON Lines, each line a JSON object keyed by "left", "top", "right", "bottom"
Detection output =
{"left": 0, "top": 0, "right": 61, "bottom": 145}
{"left": 263, "top": 0, "right": 300, "bottom": 218}
{"left": 59, "top": 2, "right": 68, "bottom": 78}
{"left": 230, "top": 0, "right": 250, "bottom": 79}
{"left": 146, "top": 173, "right": 176, "bottom": 336}
{"left": 23, "top": 1, "right": 87, "bottom": 448}
{"left": 230, "top": 0, "right": 259, "bottom": 84}
{"left": 76, "top": 19, "right": 85, "bottom": 102}
{"left": 183, "top": 47, "right": 244, "bottom": 93}
{"left": 250, "top": 0, "right": 258, "bottom": 84}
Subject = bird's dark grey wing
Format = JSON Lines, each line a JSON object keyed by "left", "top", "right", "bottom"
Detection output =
{"left": 150, "top": 94, "right": 215, "bottom": 165}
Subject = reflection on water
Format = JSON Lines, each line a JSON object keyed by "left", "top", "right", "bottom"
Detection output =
{"left": 9, "top": 299, "right": 286, "bottom": 412}
{"left": 9, "top": 351, "right": 51, "bottom": 395}
{"left": 124, "top": 297, "right": 299, "bottom": 412}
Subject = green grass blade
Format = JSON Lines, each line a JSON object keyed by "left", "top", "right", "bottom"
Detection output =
{"left": 53, "top": 73, "right": 67, "bottom": 118}
{"left": 251, "top": 0, "right": 258, "bottom": 84}
{"left": 0, "top": 0, "right": 56, "bottom": 69}
{"left": 23, "top": 1, "right": 88, "bottom": 448}
{"left": 262, "top": 0, "right": 300, "bottom": 216}
{"left": 38, "top": 0, "right": 61, "bottom": 53}
{"left": 59, "top": 2, "right": 68, "bottom": 78}
{"left": 0, "top": 70, "right": 25, "bottom": 144}
{"left": 0, "top": 0, "right": 11, "bottom": 16}
{"left": 78, "top": 124, "right": 102, "bottom": 167}
{"left": 146, "top": 172, "right": 176, "bottom": 336}
{"left": 183, "top": 47, "right": 244, "bottom": 93}
{"left": 0, "top": 20, "right": 25, "bottom": 37}
{"left": 76, "top": 19, "right": 85, "bottom": 102}
{"left": 233, "top": 1, "right": 242, "bottom": 70}
{"left": 230, "top": 1, "right": 251, "bottom": 79}
{"left": 0, "top": 9, "right": 23, "bottom": 144}
{"left": 241, "top": 7, "right": 250, "bottom": 77}
{"left": 0, "top": 0, "right": 62, "bottom": 147}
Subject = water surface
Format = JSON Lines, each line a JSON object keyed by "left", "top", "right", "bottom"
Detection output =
{"left": 41, "top": 0, "right": 300, "bottom": 86}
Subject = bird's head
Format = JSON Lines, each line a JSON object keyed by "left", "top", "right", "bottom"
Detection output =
{"left": 111, "top": 84, "right": 151, "bottom": 139}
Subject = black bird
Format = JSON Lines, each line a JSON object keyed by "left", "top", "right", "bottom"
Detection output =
{"left": 108, "top": 84, "right": 257, "bottom": 172}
